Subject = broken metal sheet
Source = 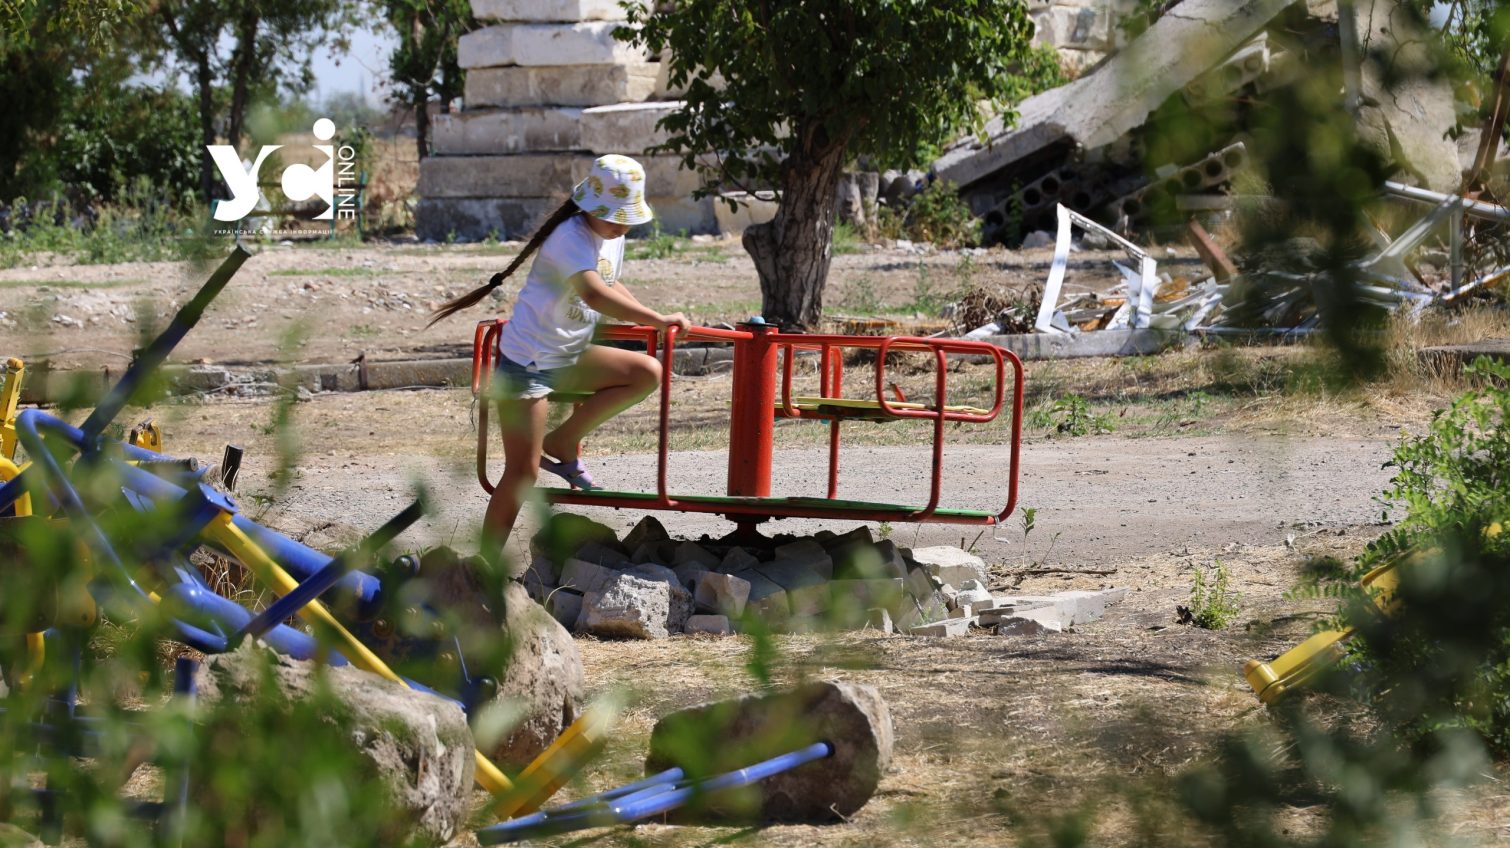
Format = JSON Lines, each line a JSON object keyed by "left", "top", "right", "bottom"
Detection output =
{"left": 1036, "top": 204, "right": 1159, "bottom": 334}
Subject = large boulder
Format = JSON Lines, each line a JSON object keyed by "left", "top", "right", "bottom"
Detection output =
{"left": 410, "top": 547, "right": 587, "bottom": 768}
{"left": 194, "top": 645, "right": 475, "bottom": 846}
{"left": 644, "top": 680, "right": 893, "bottom": 821}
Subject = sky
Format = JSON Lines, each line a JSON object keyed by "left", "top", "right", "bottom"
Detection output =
{"left": 308, "top": 20, "right": 400, "bottom": 108}
{"left": 141, "top": 18, "right": 400, "bottom": 109}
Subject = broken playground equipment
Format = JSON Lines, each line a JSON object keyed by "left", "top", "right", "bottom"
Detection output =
{"left": 0, "top": 245, "right": 605, "bottom": 833}
{"left": 471, "top": 318, "right": 1025, "bottom": 541}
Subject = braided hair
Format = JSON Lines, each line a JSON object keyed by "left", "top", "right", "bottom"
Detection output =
{"left": 426, "top": 198, "right": 582, "bottom": 327}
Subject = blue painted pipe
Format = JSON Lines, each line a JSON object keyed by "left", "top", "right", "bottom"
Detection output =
{"left": 476, "top": 742, "right": 835, "bottom": 844}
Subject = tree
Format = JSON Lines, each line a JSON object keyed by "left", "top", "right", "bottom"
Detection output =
{"left": 144, "top": 0, "right": 363, "bottom": 204}
{"left": 383, "top": 0, "right": 473, "bottom": 160}
{"left": 619, "top": 1, "right": 1049, "bottom": 329}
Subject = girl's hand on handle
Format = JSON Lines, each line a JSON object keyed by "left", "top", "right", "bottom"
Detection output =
{"left": 657, "top": 312, "right": 691, "bottom": 338}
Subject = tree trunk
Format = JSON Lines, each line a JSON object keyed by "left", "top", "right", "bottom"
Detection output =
{"left": 225, "top": 10, "right": 261, "bottom": 150}
{"left": 415, "top": 98, "right": 430, "bottom": 160}
{"left": 742, "top": 141, "right": 848, "bottom": 329}
{"left": 413, "top": 13, "right": 430, "bottom": 160}
{"left": 196, "top": 56, "right": 215, "bottom": 204}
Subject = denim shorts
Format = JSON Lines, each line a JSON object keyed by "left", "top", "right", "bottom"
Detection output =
{"left": 494, "top": 355, "right": 565, "bottom": 400}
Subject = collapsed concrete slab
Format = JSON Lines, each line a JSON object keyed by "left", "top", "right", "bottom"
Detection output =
{"left": 933, "top": 0, "right": 1299, "bottom": 189}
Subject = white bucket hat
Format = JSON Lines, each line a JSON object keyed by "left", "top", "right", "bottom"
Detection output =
{"left": 572, "top": 154, "right": 654, "bottom": 226}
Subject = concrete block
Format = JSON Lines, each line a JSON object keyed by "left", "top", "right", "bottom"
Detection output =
{"left": 431, "top": 108, "right": 583, "bottom": 155}
{"left": 641, "top": 194, "right": 718, "bottom": 235}
{"left": 996, "top": 588, "right": 1126, "bottom": 627}
{"left": 521, "top": 556, "right": 557, "bottom": 602}
{"left": 996, "top": 615, "right": 1061, "bottom": 636}
{"left": 579, "top": 101, "right": 681, "bottom": 153}
{"left": 546, "top": 588, "right": 583, "bottom": 630}
{"left": 955, "top": 585, "right": 993, "bottom": 609}
{"left": 785, "top": 583, "right": 830, "bottom": 619}
{"left": 644, "top": 681, "right": 893, "bottom": 820}
{"left": 632, "top": 539, "right": 676, "bottom": 565}
{"left": 907, "top": 546, "right": 989, "bottom": 588}
{"left": 578, "top": 574, "right": 674, "bottom": 639}
{"left": 757, "top": 560, "right": 826, "bottom": 593}
{"left": 719, "top": 546, "right": 759, "bottom": 574}
{"left": 416, "top": 196, "right": 561, "bottom": 242}
{"left": 694, "top": 571, "right": 751, "bottom": 617}
{"left": 558, "top": 557, "right": 620, "bottom": 594}
{"left": 623, "top": 515, "right": 670, "bottom": 553}
{"left": 902, "top": 566, "right": 938, "bottom": 601}
{"left": 459, "top": 22, "right": 647, "bottom": 69}
{"left": 466, "top": 63, "right": 661, "bottom": 108}
{"left": 732, "top": 568, "right": 788, "bottom": 620}
{"left": 828, "top": 578, "right": 905, "bottom": 613}
{"left": 673, "top": 540, "right": 721, "bottom": 570}
{"left": 473, "top": 0, "right": 626, "bottom": 22}
{"left": 573, "top": 541, "right": 628, "bottom": 568}
{"left": 419, "top": 154, "right": 567, "bottom": 197}
{"left": 714, "top": 192, "right": 779, "bottom": 236}
{"left": 895, "top": 590, "right": 948, "bottom": 630}
{"left": 684, "top": 614, "right": 732, "bottom": 635}
{"left": 867, "top": 608, "right": 895, "bottom": 634}
{"left": 819, "top": 526, "right": 874, "bottom": 551}
{"left": 910, "top": 617, "right": 972, "bottom": 637}
{"left": 671, "top": 563, "right": 711, "bottom": 593}
{"left": 771, "top": 539, "right": 833, "bottom": 580}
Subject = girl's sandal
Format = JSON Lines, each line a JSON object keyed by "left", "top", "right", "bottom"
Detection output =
{"left": 539, "top": 457, "right": 598, "bottom": 491}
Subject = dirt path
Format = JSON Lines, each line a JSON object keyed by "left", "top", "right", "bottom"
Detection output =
{"left": 250, "top": 433, "right": 1397, "bottom": 570}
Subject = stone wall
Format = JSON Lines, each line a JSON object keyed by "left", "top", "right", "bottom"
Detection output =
{"left": 418, "top": 0, "right": 1136, "bottom": 242}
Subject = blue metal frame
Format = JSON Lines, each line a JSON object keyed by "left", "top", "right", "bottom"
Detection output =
{"left": 476, "top": 742, "right": 835, "bottom": 843}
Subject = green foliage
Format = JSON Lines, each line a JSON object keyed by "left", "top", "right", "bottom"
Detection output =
{"left": 1342, "top": 356, "right": 1510, "bottom": 752}
{"left": 53, "top": 86, "right": 203, "bottom": 204}
{"left": 621, "top": 1, "right": 1056, "bottom": 181}
{"left": 0, "top": 187, "right": 202, "bottom": 269}
{"left": 626, "top": 224, "right": 689, "bottom": 260}
{"left": 1403, "top": 0, "right": 1510, "bottom": 81}
{"left": 878, "top": 180, "right": 981, "bottom": 249}
{"left": 1185, "top": 560, "right": 1241, "bottom": 630}
{"left": 832, "top": 220, "right": 864, "bottom": 255}
{"left": 383, "top": 0, "right": 474, "bottom": 155}
{"left": 1030, "top": 394, "right": 1115, "bottom": 436}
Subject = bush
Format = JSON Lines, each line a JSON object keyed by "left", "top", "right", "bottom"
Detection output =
{"left": 876, "top": 179, "right": 979, "bottom": 249}
{"left": 1343, "top": 356, "right": 1510, "bottom": 753}
{"left": 53, "top": 85, "right": 203, "bottom": 206}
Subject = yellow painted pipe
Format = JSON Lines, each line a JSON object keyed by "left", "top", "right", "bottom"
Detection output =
{"left": 0, "top": 457, "right": 32, "bottom": 519}
{"left": 492, "top": 703, "right": 612, "bottom": 818}
{"left": 203, "top": 513, "right": 518, "bottom": 797}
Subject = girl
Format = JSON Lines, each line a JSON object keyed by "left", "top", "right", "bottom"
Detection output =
{"left": 428, "top": 154, "right": 691, "bottom": 552}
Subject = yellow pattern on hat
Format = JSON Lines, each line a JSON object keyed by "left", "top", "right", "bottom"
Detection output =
{"left": 572, "top": 155, "right": 655, "bottom": 226}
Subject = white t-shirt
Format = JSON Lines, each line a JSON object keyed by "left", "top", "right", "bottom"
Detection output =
{"left": 496, "top": 214, "right": 625, "bottom": 370}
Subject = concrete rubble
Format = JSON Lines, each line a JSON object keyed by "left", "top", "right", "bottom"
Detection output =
{"left": 527, "top": 513, "right": 1126, "bottom": 638}
{"left": 932, "top": 0, "right": 1471, "bottom": 259}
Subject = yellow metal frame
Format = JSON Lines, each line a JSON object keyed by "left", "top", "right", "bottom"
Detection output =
{"left": 202, "top": 513, "right": 602, "bottom": 815}
{"left": 1243, "top": 534, "right": 1477, "bottom": 704}
{"left": 2, "top": 358, "right": 24, "bottom": 461}
{"left": 1, "top": 353, "right": 601, "bottom": 818}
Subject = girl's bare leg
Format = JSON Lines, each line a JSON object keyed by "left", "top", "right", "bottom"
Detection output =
{"left": 541, "top": 345, "right": 661, "bottom": 463}
{"left": 483, "top": 396, "right": 549, "bottom": 558}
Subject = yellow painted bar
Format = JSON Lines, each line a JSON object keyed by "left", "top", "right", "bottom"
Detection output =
{"left": 1, "top": 357, "right": 24, "bottom": 460}
{"left": 0, "top": 457, "right": 30, "bottom": 517}
{"left": 202, "top": 513, "right": 519, "bottom": 797}
{"left": 493, "top": 705, "right": 613, "bottom": 818}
